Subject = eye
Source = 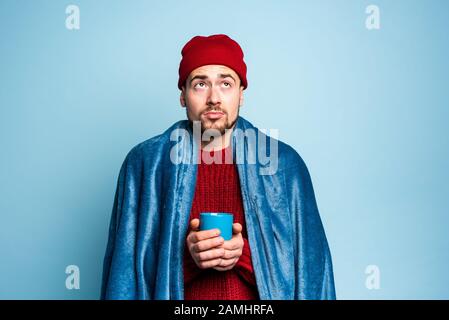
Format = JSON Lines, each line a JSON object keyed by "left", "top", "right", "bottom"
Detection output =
{"left": 223, "top": 82, "right": 231, "bottom": 87}
{"left": 195, "top": 82, "right": 206, "bottom": 88}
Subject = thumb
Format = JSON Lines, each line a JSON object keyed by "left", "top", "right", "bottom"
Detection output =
{"left": 232, "top": 222, "right": 242, "bottom": 234}
{"left": 190, "top": 218, "right": 200, "bottom": 231}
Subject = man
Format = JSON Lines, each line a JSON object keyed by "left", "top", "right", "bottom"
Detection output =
{"left": 101, "top": 34, "right": 336, "bottom": 300}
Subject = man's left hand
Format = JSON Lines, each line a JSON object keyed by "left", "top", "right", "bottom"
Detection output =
{"left": 213, "top": 223, "right": 244, "bottom": 272}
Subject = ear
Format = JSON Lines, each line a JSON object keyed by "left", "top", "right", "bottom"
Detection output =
{"left": 180, "top": 87, "right": 186, "bottom": 108}
{"left": 239, "top": 86, "right": 244, "bottom": 107}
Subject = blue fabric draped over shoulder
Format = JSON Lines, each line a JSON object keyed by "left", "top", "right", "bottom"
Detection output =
{"left": 101, "top": 116, "right": 336, "bottom": 300}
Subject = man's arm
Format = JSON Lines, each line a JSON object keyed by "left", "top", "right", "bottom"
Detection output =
{"left": 101, "top": 153, "right": 144, "bottom": 300}
{"left": 284, "top": 154, "right": 336, "bottom": 300}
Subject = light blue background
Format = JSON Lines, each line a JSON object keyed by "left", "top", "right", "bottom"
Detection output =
{"left": 1, "top": 0, "right": 448, "bottom": 299}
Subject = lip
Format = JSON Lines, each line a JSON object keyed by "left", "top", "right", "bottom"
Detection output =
{"left": 203, "top": 111, "right": 224, "bottom": 120}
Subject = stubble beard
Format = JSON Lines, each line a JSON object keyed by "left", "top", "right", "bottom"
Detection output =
{"left": 187, "top": 108, "right": 239, "bottom": 136}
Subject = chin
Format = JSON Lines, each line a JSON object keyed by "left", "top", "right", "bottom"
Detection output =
{"left": 202, "top": 123, "right": 226, "bottom": 135}
{"left": 201, "top": 117, "right": 228, "bottom": 135}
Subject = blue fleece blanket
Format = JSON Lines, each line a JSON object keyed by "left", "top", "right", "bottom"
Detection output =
{"left": 101, "top": 116, "right": 336, "bottom": 300}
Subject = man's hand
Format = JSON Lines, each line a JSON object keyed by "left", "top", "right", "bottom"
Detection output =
{"left": 186, "top": 219, "right": 226, "bottom": 269}
{"left": 213, "top": 222, "right": 244, "bottom": 272}
{"left": 186, "top": 219, "right": 244, "bottom": 271}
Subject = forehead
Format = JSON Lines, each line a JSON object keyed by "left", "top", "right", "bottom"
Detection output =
{"left": 188, "top": 64, "right": 238, "bottom": 79}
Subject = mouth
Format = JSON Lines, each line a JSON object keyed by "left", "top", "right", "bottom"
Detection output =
{"left": 203, "top": 111, "right": 225, "bottom": 120}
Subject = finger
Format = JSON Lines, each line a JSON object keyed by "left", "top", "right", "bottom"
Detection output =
{"left": 188, "top": 228, "right": 221, "bottom": 243}
{"left": 221, "top": 248, "right": 243, "bottom": 260}
{"left": 192, "top": 237, "right": 224, "bottom": 253}
{"left": 232, "top": 223, "right": 242, "bottom": 234}
{"left": 196, "top": 248, "right": 225, "bottom": 261}
{"left": 190, "top": 219, "right": 200, "bottom": 231}
{"left": 197, "top": 258, "right": 222, "bottom": 270}
{"left": 213, "top": 265, "right": 234, "bottom": 272}
{"left": 220, "top": 236, "right": 243, "bottom": 251}
{"left": 213, "top": 258, "right": 237, "bottom": 271}
{"left": 217, "top": 257, "right": 239, "bottom": 268}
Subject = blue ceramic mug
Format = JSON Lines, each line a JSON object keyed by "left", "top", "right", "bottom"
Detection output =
{"left": 199, "top": 212, "right": 234, "bottom": 241}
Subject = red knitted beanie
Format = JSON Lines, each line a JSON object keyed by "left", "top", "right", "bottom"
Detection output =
{"left": 178, "top": 34, "right": 248, "bottom": 90}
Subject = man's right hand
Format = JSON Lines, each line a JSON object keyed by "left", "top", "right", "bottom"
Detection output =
{"left": 186, "top": 218, "right": 225, "bottom": 269}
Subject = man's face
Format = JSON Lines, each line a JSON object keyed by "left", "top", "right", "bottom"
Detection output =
{"left": 180, "top": 65, "right": 244, "bottom": 135}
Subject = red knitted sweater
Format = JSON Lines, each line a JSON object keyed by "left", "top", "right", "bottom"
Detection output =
{"left": 183, "top": 146, "right": 259, "bottom": 300}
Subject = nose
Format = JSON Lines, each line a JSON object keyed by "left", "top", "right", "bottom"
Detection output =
{"left": 206, "top": 85, "right": 221, "bottom": 107}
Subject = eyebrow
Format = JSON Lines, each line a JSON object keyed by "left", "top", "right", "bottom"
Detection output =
{"left": 189, "top": 73, "right": 236, "bottom": 85}
{"left": 218, "top": 73, "right": 236, "bottom": 82}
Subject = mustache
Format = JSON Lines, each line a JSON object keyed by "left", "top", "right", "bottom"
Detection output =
{"left": 202, "top": 108, "right": 226, "bottom": 115}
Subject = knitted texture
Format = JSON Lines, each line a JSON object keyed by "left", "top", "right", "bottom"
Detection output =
{"left": 178, "top": 34, "right": 248, "bottom": 90}
{"left": 183, "top": 146, "right": 259, "bottom": 300}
